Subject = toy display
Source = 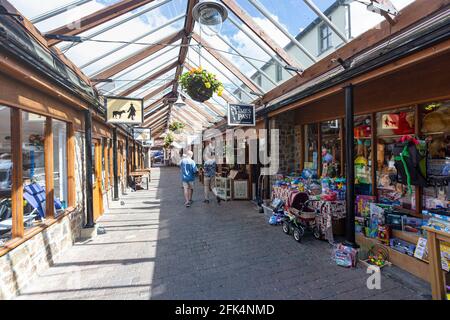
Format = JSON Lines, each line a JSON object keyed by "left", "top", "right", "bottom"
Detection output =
{"left": 390, "top": 238, "right": 416, "bottom": 256}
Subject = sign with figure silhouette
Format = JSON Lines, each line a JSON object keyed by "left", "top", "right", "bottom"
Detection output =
{"left": 228, "top": 104, "right": 255, "bottom": 126}
{"left": 105, "top": 96, "right": 144, "bottom": 124}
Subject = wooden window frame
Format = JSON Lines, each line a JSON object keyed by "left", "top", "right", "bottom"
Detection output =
{"left": 3, "top": 106, "right": 76, "bottom": 253}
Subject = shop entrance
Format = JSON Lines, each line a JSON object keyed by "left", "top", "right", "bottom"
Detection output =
{"left": 93, "top": 139, "right": 104, "bottom": 221}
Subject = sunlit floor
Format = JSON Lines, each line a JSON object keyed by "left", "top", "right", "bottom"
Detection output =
{"left": 15, "top": 167, "right": 430, "bottom": 300}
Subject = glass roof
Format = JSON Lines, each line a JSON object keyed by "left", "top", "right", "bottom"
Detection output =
{"left": 9, "top": 0, "right": 417, "bottom": 135}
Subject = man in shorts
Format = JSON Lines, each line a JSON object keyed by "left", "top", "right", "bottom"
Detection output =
{"left": 203, "top": 152, "right": 217, "bottom": 204}
{"left": 180, "top": 150, "right": 197, "bottom": 207}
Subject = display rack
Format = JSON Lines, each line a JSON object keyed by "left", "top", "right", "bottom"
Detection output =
{"left": 215, "top": 177, "right": 231, "bottom": 201}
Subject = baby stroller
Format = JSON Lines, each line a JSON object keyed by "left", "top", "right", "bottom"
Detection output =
{"left": 282, "top": 192, "right": 321, "bottom": 242}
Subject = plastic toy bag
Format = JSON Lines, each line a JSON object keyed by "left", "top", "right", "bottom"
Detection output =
{"left": 332, "top": 243, "right": 358, "bottom": 268}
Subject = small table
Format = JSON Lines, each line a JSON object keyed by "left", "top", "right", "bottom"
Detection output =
{"left": 422, "top": 226, "right": 449, "bottom": 300}
{"left": 130, "top": 171, "right": 150, "bottom": 190}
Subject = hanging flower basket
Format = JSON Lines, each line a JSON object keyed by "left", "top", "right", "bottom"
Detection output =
{"left": 169, "top": 121, "right": 185, "bottom": 133}
{"left": 179, "top": 67, "right": 224, "bottom": 103}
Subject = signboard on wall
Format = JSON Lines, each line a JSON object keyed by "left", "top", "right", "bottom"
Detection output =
{"left": 105, "top": 96, "right": 144, "bottom": 124}
{"left": 227, "top": 104, "right": 255, "bottom": 126}
{"left": 133, "top": 127, "right": 151, "bottom": 141}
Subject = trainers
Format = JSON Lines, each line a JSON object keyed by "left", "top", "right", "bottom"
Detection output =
{"left": 203, "top": 199, "right": 210, "bottom": 203}
{"left": 184, "top": 201, "right": 190, "bottom": 207}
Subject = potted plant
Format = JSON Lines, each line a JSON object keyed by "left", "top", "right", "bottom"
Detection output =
{"left": 179, "top": 67, "right": 224, "bottom": 102}
{"left": 169, "top": 121, "right": 185, "bottom": 133}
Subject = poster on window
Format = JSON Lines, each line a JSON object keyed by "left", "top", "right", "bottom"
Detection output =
{"left": 105, "top": 96, "right": 144, "bottom": 124}
{"left": 228, "top": 104, "right": 255, "bottom": 126}
{"left": 382, "top": 113, "right": 399, "bottom": 129}
{"left": 133, "top": 128, "right": 151, "bottom": 141}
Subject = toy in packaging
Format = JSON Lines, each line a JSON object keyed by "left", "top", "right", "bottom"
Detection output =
{"left": 355, "top": 195, "right": 376, "bottom": 217}
{"left": 333, "top": 243, "right": 358, "bottom": 268}
{"left": 377, "top": 225, "right": 391, "bottom": 245}
{"left": 390, "top": 238, "right": 416, "bottom": 256}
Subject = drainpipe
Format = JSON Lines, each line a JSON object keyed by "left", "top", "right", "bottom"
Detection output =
{"left": 125, "top": 134, "right": 130, "bottom": 183}
{"left": 112, "top": 127, "right": 119, "bottom": 201}
{"left": 344, "top": 84, "right": 357, "bottom": 248}
{"left": 264, "top": 114, "right": 271, "bottom": 200}
{"left": 84, "top": 108, "right": 94, "bottom": 228}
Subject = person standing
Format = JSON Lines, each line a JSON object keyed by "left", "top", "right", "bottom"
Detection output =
{"left": 180, "top": 150, "right": 197, "bottom": 207}
{"left": 202, "top": 153, "right": 217, "bottom": 204}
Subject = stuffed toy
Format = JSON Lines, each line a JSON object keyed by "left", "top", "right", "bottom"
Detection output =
{"left": 422, "top": 106, "right": 450, "bottom": 133}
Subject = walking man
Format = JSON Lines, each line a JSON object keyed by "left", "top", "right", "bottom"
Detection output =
{"left": 203, "top": 152, "right": 217, "bottom": 204}
{"left": 180, "top": 150, "right": 197, "bottom": 207}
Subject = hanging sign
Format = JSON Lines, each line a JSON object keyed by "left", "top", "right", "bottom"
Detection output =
{"left": 105, "top": 96, "right": 144, "bottom": 124}
{"left": 133, "top": 127, "right": 151, "bottom": 141}
{"left": 227, "top": 104, "right": 255, "bottom": 126}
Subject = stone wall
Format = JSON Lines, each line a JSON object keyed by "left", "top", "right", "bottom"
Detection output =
{"left": 0, "top": 207, "right": 84, "bottom": 300}
{"left": 265, "top": 112, "right": 303, "bottom": 200}
{"left": 0, "top": 133, "right": 86, "bottom": 300}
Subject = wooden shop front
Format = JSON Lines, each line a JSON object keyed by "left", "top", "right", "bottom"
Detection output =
{"left": 261, "top": 16, "right": 450, "bottom": 283}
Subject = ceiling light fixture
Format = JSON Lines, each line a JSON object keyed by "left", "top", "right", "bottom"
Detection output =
{"left": 192, "top": 0, "right": 228, "bottom": 36}
{"left": 174, "top": 94, "right": 186, "bottom": 108}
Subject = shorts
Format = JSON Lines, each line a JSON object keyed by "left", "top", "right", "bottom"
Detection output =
{"left": 182, "top": 181, "right": 194, "bottom": 189}
{"left": 204, "top": 176, "right": 215, "bottom": 189}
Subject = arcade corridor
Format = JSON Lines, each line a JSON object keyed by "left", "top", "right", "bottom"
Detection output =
{"left": 14, "top": 167, "right": 430, "bottom": 300}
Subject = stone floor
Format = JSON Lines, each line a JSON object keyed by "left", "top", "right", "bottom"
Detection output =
{"left": 15, "top": 167, "right": 431, "bottom": 300}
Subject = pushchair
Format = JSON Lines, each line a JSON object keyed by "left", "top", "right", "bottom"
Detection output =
{"left": 282, "top": 192, "right": 322, "bottom": 242}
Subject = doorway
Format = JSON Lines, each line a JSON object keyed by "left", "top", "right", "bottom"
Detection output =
{"left": 93, "top": 139, "right": 104, "bottom": 221}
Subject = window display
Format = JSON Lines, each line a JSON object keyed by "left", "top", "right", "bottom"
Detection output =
{"left": 0, "top": 106, "right": 12, "bottom": 246}
{"left": 22, "top": 111, "right": 47, "bottom": 228}
{"left": 354, "top": 115, "right": 372, "bottom": 196}
{"left": 376, "top": 107, "right": 416, "bottom": 210}
{"left": 53, "top": 119, "right": 67, "bottom": 212}
{"left": 420, "top": 100, "right": 450, "bottom": 210}
{"left": 304, "top": 124, "right": 318, "bottom": 175}
{"left": 321, "top": 120, "right": 341, "bottom": 178}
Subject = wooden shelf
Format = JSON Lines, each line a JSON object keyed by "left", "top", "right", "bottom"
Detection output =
{"left": 356, "top": 233, "right": 430, "bottom": 282}
{"left": 392, "top": 229, "right": 420, "bottom": 244}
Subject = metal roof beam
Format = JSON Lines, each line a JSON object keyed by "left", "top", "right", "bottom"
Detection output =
{"left": 92, "top": 30, "right": 184, "bottom": 80}
{"left": 192, "top": 33, "right": 264, "bottom": 93}
{"left": 82, "top": 15, "right": 185, "bottom": 70}
{"left": 221, "top": 0, "right": 302, "bottom": 70}
{"left": 172, "top": 0, "right": 199, "bottom": 95}
{"left": 31, "top": 0, "right": 92, "bottom": 24}
{"left": 46, "top": 0, "right": 158, "bottom": 46}
{"left": 119, "top": 61, "right": 178, "bottom": 96}
{"left": 60, "top": 0, "right": 173, "bottom": 52}
{"left": 303, "top": 0, "right": 349, "bottom": 44}
{"left": 248, "top": 0, "right": 317, "bottom": 63}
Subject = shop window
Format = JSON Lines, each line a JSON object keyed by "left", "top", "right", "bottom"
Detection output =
{"left": 420, "top": 100, "right": 450, "bottom": 210}
{"left": 0, "top": 106, "right": 12, "bottom": 246}
{"left": 354, "top": 115, "right": 372, "bottom": 195}
{"left": 304, "top": 124, "right": 318, "bottom": 175}
{"left": 320, "top": 120, "right": 341, "bottom": 178}
{"left": 53, "top": 119, "right": 68, "bottom": 212}
{"left": 22, "top": 111, "right": 46, "bottom": 229}
{"left": 376, "top": 107, "right": 416, "bottom": 210}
